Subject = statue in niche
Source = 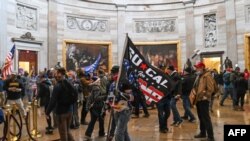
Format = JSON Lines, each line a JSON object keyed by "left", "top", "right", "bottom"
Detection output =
{"left": 223, "top": 57, "right": 233, "bottom": 69}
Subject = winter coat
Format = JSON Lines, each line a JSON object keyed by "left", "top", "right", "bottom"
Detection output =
{"left": 193, "top": 70, "right": 215, "bottom": 103}
{"left": 181, "top": 74, "right": 196, "bottom": 96}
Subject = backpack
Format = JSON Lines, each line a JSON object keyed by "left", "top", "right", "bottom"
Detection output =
{"left": 59, "top": 80, "right": 78, "bottom": 105}
{"left": 100, "top": 76, "right": 108, "bottom": 95}
{"left": 224, "top": 73, "right": 231, "bottom": 85}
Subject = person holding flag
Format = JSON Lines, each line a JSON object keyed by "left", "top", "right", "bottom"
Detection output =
{"left": 116, "top": 35, "right": 175, "bottom": 135}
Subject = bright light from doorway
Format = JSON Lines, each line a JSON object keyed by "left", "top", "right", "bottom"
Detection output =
{"left": 203, "top": 57, "right": 221, "bottom": 72}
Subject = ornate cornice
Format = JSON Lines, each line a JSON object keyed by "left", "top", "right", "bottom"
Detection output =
{"left": 66, "top": 15, "right": 109, "bottom": 32}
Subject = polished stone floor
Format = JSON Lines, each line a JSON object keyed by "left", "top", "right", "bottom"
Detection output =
{"left": 1, "top": 94, "right": 250, "bottom": 141}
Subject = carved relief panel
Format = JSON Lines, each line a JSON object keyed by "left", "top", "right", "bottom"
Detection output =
{"left": 246, "top": 5, "right": 250, "bottom": 23}
{"left": 204, "top": 14, "right": 217, "bottom": 48}
{"left": 16, "top": 3, "right": 37, "bottom": 30}
{"left": 66, "top": 16, "right": 108, "bottom": 32}
{"left": 135, "top": 19, "right": 176, "bottom": 33}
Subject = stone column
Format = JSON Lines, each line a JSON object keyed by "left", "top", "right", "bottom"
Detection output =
{"left": 184, "top": 2, "right": 195, "bottom": 63}
{"left": 116, "top": 4, "right": 127, "bottom": 64}
{"left": 0, "top": 0, "right": 7, "bottom": 66}
{"left": 48, "top": 0, "right": 58, "bottom": 68}
{"left": 225, "top": 0, "right": 237, "bottom": 66}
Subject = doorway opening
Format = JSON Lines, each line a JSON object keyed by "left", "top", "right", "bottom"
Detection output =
{"left": 203, "top": 57, "right": 221, "bottom": 72}
{"left": 200, "top": 51, "right": 224, "bottom": 73}
{"left": 244, "top": 34, "right": 250, "bottom": 70}
{"left": 18, "top": 50, "right": 38, "bottom": 75}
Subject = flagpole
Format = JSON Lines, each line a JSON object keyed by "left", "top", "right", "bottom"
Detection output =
{"left": 116, "top": 33, "right": 128, "bottom": 90}
{"left": 106, "top": 33, "right": 128, "bottom": 141}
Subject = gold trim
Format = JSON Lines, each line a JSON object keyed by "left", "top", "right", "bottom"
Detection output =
{"left": 134, "top": 40, "right": 182, "bottom": 71}
{"left": 244, "top": 34, "right": 250, "bottom": 70}
{"left": 62, "top": 39, "right": 112, "bottom": 72}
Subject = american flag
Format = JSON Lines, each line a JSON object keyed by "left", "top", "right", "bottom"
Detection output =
{"left": 1, "top": 45, "right": 15, "bottom": 79}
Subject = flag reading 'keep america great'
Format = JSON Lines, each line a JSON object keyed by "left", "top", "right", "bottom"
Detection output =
{"left": 118, "top": 37, "right": 174, "bottom": 104}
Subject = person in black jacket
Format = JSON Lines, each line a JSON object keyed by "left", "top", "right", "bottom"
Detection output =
{"left": 4, "top": 72, "right": 26, "bottom": 117}
{"left": 235, "top": 73, "right": 248, "bottom": 111}
{"left": 166, "top": 65, "right": 183, "bottom": 127}
{"left": 37, "top": 74, "right": 53, "bottom": 134}
{"left": 45, "top": 68, "right": 75, "bottom": 141}
{"left": 181, "top": 67, "right": 196, "bottom": 122}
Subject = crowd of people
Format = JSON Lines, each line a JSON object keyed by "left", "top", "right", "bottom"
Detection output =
{"left": 0, "top": 60, "right": 249, "bottom": 141}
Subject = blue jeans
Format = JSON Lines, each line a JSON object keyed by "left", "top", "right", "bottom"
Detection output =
{"left": 170, "top": 97, "right": 182, "bottom": 122}
{"left": 114, "top": 110, "right": 131, "bottom": 141}
{"left": 157, "top": 98, "right": 170, "bottom": 130}
{"left": 220, "top": 87, "right": 233, "bottom": 105}
{"left": 181, "top": 95, "right": 195, "bottom": 120}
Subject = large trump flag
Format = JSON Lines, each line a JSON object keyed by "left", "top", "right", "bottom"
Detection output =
{"left": 118, "top": 36, "right": 174, "bottom": 104}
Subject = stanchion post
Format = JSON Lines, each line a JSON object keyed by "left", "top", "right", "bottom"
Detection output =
{"left": 11, "top": 104, "right": 18, "bottom": 141}
{"left": 31, "top": 99, "right": 42, "bottom": 138}
{"left": 5, "top": 104, "right": 11, "bottom": 141}
{"left": 27, "top": 102, "right": 32, "bottom": 131}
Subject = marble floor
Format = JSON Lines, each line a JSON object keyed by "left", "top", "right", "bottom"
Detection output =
{"left": 1, "top": 95, "right": 250, "bottom": 141}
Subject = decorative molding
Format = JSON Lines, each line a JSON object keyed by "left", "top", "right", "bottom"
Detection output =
{"left": 66, "top": 16, "right": 108, "bottom": 32}
{"left": 204, "top": 14, "right": 217, "bottom": 48}
{"left": 135, "top": 19, "right": 176, "bottom": 33}
{"left": 16, "top": 3, "right": 37, "bottom": 30}
{"left": 182, "top": 0, "right": 196, "bottom": 5}
{"left": 246, "top": 5, "right": 250, "bottom": 23}
{"left": 20, "top": 32, "right": 35, "bottom": 40}
{"left": 12, "top": 32, "right": 43, "bottom": 45}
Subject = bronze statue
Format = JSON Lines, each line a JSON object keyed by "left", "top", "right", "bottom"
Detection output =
{"left": 224, "top": 57, "right": 232, "bottom": 69}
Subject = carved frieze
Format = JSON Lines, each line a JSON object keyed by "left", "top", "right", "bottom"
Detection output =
{"left": 16, "top": 4, "right": 37, "bottom": 30}
{"left": 66, "top": 16, "right": 108, "bottom": 32}
{"left": 204, "top": 14, "right": 217, "bottom": 48}
{"left": 135, "top": 19, "right": 176, "bottom": 33}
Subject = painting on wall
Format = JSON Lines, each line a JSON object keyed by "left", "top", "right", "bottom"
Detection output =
{"left": 135, "top": 42, "right": 181, "bottom": 71}
{"left": 63, "top": 40, "right": 111, "bottom": 72}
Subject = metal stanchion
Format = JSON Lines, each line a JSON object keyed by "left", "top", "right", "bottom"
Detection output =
{"left": 27, "top": 102, "right": 32, "bottom": 132}
{"left": 31, "top": 100, "right": 42, "bottom": 138}
{"left": 11, "top": 104, "right": 18, "bottom": 141}
{"left": 5, "top": 104, "right": 11, "bottom": 141}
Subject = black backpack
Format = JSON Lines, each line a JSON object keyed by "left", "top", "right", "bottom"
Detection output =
{"left": 59, "top": 80, "right": 78, "bottom": 105}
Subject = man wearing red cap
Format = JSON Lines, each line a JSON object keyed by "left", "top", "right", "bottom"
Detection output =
{"left": 193, "top": 62, "right": 215, "bottom": 141}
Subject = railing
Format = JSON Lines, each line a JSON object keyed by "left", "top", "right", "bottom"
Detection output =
{"left": 1, "top": 99, "right": 42, "bottom": 141}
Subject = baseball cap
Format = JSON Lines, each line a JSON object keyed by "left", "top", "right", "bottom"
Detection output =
{"left": 111, "top": 65, "right": 119, "bottom": 74}
{"left": 194, "top": 62, "right": 205, "bottom": 68}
